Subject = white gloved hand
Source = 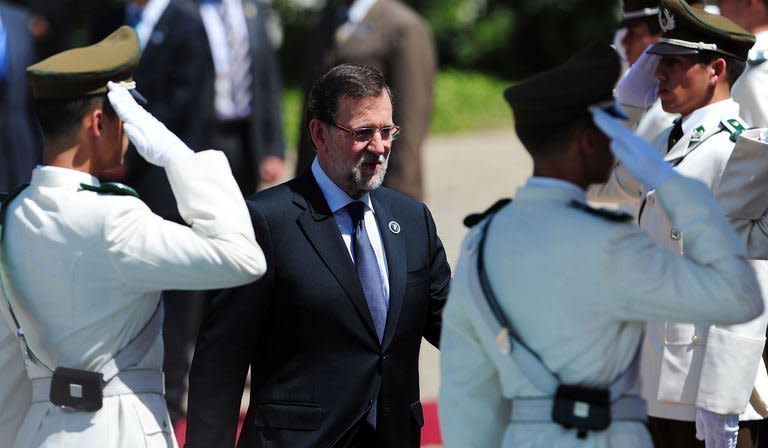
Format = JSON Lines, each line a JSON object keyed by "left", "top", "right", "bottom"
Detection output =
{"left": 760, "top": 128, "right": 768, "bottom": 143}
{"left": 695, "top": 408, "right": 739, "bottom": 448}
{"left": 590, "top": 107, "right": 677, "bottom": 189}
{"left": 614, "top": 45, "right": 660, "bottom": 109}
{"left": 107, "top": 81, "right": 193, "bottom": 167}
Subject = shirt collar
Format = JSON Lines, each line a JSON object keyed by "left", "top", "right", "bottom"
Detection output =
{"left": 526, "top": 177, "right": 587, "bottom": 202}
{"left": 754, "top": 30, "right": 768, "bottom": 52}
{"left": 132, "top": 0, "right": 170, "bottom": 50}
{"left": 32, "top": 165, "right": 101, "bottom": 188}
{"left": 311, "top": 157, "right": 374, "bottom": 213}
{"left": 348, "top": 0, "right": 378, "bottom": 24}
{"left": 680, "top": 98, "right": 739, "bottom": 136}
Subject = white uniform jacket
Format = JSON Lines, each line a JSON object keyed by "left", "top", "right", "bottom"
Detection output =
{"left": 0, "top": 309, "right": 31, "bottom": 446}
{"left": 733, "top": 31, "right": 768, "bottom": 128}
{"left": 591, "top": 99, "right": 768, "bottom": 421}
{"left": 440, "top": 176, "right": 761, "bottom": 448}
{"left": 4, "top": 150, "right": 266, "bottom": 448}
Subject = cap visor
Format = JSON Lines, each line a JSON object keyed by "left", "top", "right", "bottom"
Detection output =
{"left": 130, "top": 89, "right": 148, "bottom": 106}
{"left": 647, "top": 42, "right": 700, "bottom": 56}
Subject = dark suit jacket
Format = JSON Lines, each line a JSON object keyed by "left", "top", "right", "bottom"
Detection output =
{"left": 296, "top": 0, "right": 436, "bottom": 200}
{"left": 204, "top": 0, "right": 286, "bottom": 195}
{"left": 0, "top": 1, "right": 41, "bottom": 193}
{"left": 91, "top": 0, "right": 214, "bottom": 221}
{"left": 186, "top": 170, "right": 451, "bottom": 448}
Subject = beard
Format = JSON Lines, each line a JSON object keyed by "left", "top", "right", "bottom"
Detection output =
{"left": 347, "top": 151, "right": 389, "bottom": 195}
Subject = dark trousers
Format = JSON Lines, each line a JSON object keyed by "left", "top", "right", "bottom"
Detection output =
{"left": 648, "top": 416, "right": 764, "bottom": 448}
{"left": 162, "top": 289, "right": 206, "bottom": 423}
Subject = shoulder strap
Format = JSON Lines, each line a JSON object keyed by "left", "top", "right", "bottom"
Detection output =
{"left": 473, "top": 208, "right": 641, "bottom": 399}
{"left": 79, "top": 182, "right": 139, "bottom": 198}
{"left": 721, "top": 117, "right": 748, "bottom": 143}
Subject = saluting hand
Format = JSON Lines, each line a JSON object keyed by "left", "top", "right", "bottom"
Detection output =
{"left": 614, "top": 44, "right": 660, "bottom": 109}
{"left": 107, "top": 81, "right": 193, "bottom": 167}
{"left": 590, "top": 107, "right": 677, "bottom": 189}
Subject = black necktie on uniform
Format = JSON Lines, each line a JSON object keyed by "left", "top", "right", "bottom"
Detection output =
{"left": 667, "top": 119, "right": 684, "bottom": 152}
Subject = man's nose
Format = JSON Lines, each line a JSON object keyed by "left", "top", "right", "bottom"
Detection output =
{"left": 367, "top": 133, "right": 388, "bottom": 155}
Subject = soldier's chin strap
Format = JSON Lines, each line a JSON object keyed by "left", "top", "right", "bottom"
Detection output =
{"left": 468, "top": 205, "right": 646, "bottom": 439}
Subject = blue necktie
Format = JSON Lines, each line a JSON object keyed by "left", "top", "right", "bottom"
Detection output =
{"left": 347, "top": 201, "right": 387, "bottom": 428}
{"left": 0, "top": 19, "right": 8, "bottom": 84}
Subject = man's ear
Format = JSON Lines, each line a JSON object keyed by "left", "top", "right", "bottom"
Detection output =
{"left": 709, "top": 58, "right": 727, "bottom": 86}
{"left": 308, "top": 118, "right": 329, "bottom": 153}
{"left": 84, "top": 108, "right": 105, "bottom": 138}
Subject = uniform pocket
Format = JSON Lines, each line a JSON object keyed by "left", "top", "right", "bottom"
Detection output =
{"left": 253, "top": 401, "right": 324, "bottom": 431}
{"left": 133, "top": 397, "right": 173, "bottom": 448}
{"left": 410, "top": 400, "right": 424, "bottom": 428}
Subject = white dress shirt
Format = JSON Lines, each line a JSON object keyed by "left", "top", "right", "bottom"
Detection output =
{"left": 311, "top": 157, "right": 390, "bottom": 305}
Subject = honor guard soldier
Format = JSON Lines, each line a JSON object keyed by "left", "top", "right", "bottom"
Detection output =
{"left": 0, "top": 26, "right": 266, "bottom": 448}
{"left": 591, "top": 1, "right": 768, "bottom": 446}
{"left": 439, "top": 43, "right": 764, "bottom": 448}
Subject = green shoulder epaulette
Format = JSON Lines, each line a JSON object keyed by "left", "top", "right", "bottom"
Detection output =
{"left": 569, "top": 200, "right": 633, "bottom": 223}
{"left": 748, "top": 50, "right": 768, "bottom": 66}
{"left": 79, "top": 182, "right": 139, "bottom": 198}
{"left": 721, "top": 117, "right": 748, "bottom": 142}
{"left": 463, "top": 198, "right": 512, "bottom": 228}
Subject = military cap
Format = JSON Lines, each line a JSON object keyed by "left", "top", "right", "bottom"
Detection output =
{"left": 26, "top": 26, "right": 145, "bottom": 103}
{"left": 620, "top": 0, "right": 661, "bottom": 27}
{"left": 504, "top": 43, "right": 627, "bottom": 127}
{"left": 648, "top": 0, "right": 755, "bottom": 60}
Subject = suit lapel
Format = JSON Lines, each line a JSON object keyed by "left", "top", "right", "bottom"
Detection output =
{"left": 293, "top": 173, "right": 379, "bottom": 341}
{"left": 372, "top": 192, "right": 407, "bottom": 350}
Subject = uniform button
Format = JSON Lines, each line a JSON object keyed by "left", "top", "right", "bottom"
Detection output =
{"left": 691, "top": 335, "right": 699, "bottom": 344}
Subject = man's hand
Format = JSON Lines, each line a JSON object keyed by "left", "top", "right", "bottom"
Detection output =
{"left": 107, "top": 81, "right": 193, "bottom": 167}
{"left": 614, "top": 45, "right": 660, "bottom": 109}
{"left": 590, "top": 107, "right": 676, "bottom": 188}
{"left": 259, "top": 156, "right": 285, "bottom": 184}
{"left": 695, "top": 407, "right": 739, "bottom": 448}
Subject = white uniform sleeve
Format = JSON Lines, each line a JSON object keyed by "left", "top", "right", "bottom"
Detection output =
{"left": 607, "top": 176, "right": 762, "bottom": 324}
{"left": 105, "top": 150, "right": 266, "bottom": 291}
{"left": 715, "top": 129, "right": 768, "bottom": 259}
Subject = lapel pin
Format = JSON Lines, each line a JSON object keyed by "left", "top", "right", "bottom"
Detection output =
{"left": 388, "top": 221, "right": 401, "bottom": 234}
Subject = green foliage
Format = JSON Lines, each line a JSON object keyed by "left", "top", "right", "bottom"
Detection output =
{"left": 419, "top": 0, "right": 620, "bottom": 78}
{"left": 429, "top": 69, "right": 511, "bottom": 134}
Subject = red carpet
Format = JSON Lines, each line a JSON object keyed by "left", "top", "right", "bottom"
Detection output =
{"left": 174, "top": 400, "right": 442, "bottom": 446}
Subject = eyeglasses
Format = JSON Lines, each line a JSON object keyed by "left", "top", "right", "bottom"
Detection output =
{"left": 332, "top": 122, "right": 401, "bottom": 142}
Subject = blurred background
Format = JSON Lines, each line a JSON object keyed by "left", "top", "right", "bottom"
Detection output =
{"left": 4, "top": 0, "right": 631, "bottom": 152}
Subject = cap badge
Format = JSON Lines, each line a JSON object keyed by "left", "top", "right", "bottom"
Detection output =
{"left": 659, "top": 7, "right": 676, "bottom": 32}
{"left": 388, "top": 221, "right": 401, "bottom": 234}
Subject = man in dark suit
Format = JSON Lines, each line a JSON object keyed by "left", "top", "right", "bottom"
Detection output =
{"left": 295, "top": 0, "right": 437, "bottom": 201}
{"left": 185, "top": 63, "right": 451, "bottom": 448}
{"left": 0, "top": 0, "right": 41, "bottom": 193}
{"left": 198, "top": 0, "right": 286, "bottom": 195}
{"left": 90, "top": 0, "right": 215, "bottom": 424}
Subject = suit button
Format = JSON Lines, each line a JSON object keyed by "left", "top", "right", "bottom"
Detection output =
{"left": 691, "top": 335, "right": 699, "bottom": 344}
